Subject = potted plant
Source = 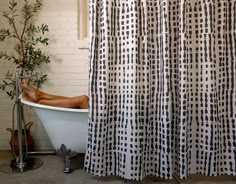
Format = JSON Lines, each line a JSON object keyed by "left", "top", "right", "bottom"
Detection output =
{"left": 0, "top": 0, "right": 50, "bottom": 156}
{"left": 0, "top": 0, "right": 50, "bottom": 99}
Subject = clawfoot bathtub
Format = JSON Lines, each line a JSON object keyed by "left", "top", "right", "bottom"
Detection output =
{"left": 20, "top": 96, "right": 88, "bottom": 172}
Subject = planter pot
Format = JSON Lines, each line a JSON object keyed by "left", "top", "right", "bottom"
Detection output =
{"left": 6, "top": 122, "right": 34, "bottom": 156}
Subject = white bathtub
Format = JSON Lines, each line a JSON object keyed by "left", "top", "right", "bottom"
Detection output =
{"left": 20, "top": 96, "right": 89, "bottom": 153}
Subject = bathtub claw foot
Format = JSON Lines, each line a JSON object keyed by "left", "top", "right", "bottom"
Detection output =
{"left": 57, "top": 144, "right": 79, "bottom": 174}
{"left": 64, "top": 168, "right": 73, "bottom": 173}
{"left": 64, "top": 161, "right": 73, "bottom": 174}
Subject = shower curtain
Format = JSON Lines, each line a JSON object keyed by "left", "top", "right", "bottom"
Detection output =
{"left": 85, "top": 0, "right": 236, "bottom": 180}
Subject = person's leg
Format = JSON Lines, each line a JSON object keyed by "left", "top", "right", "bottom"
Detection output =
{"left": 21, "top": 80, "right": 89, "bottom": 109}
{"left": 21, "top": 80, "right": 68, "bottom": 102}
{"left": 38, "top": 95, "right": 89, "bottom": 109}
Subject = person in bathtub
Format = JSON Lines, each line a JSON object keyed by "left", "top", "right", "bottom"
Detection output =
{"left": 20, "top": 80, "right": 89, "bottom": 109}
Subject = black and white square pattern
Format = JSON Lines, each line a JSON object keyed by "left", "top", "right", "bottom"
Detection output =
{"left": 85, "top": 0, "right": 236, "bottom": 181}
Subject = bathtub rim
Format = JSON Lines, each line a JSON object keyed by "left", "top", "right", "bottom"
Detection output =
{"left": 20, "top": 95, "right": 88, "bottom": 113}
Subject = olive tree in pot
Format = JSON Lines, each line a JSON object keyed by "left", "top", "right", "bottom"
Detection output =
{"left": 0, "top": 0, "right": 50, "bottom": 99}
{"left": 0, "top": 0, "right": 50, "bottom": 155}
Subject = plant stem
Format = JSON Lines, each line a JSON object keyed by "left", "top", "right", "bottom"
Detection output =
{"left": 27, "top": 70, "right": 34, "bottom": 85}
{"left": 12, "top": 18, "right": 21, "bottom": 41}
{"left": 20, "top": 14, "right": 29, "bottom": 65}
{"left": 12, "top": 21, "right": 25, "bottom": 67}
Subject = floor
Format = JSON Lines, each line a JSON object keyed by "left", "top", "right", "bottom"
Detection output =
{"left": 0, "top": 151, "right": 236, "bottom": 184}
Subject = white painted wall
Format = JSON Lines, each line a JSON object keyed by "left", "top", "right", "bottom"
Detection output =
{"left": 0, "top": 0, "right": 89, "bottom": 150}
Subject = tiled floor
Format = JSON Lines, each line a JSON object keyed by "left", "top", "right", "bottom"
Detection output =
{"left": 0, "top": 151, "right": 236, "bottom": 184}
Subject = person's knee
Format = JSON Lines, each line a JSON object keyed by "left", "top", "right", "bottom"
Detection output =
{"left": 78, "top": 95, "right": 89, "bottom": 108}
{"left": 81, "top": 95, "right": 89, "bottom": 102}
